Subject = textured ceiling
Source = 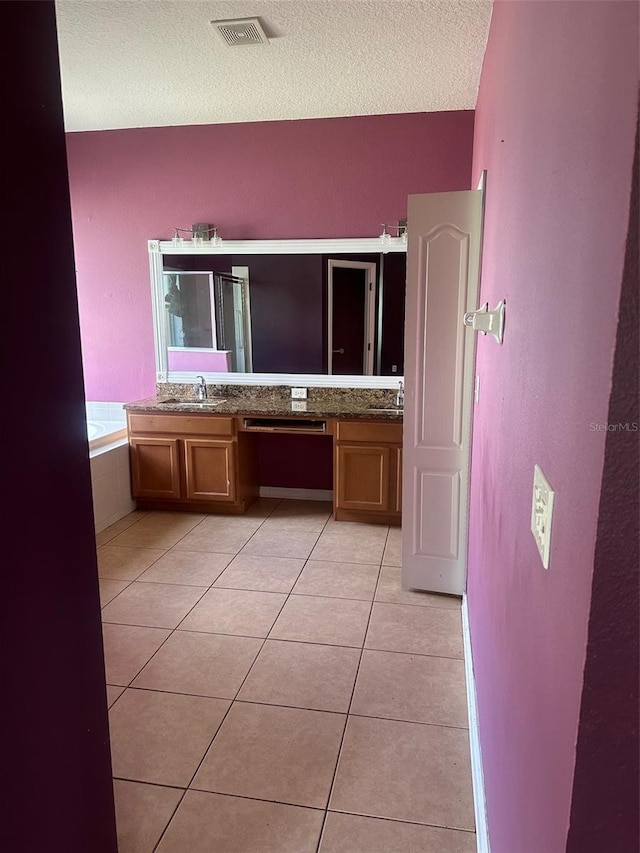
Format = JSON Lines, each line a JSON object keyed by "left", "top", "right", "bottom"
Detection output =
{"left": 55, "top": 0, "right": 493, "bottom": 132}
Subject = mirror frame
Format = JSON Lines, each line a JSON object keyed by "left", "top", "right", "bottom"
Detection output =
{"left": 149, "top": 237, "right": 407, "bottom": 388}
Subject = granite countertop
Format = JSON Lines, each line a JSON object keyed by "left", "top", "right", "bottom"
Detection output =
{"left": 124, "top": 395, "right": 404, "bottom": 421}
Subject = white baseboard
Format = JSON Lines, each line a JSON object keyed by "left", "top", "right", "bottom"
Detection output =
{"left": 462, "top": 594, "right": 491, "bottom": 853}
{"left": 259, "top": 486, "right": 334, "bottom": 502}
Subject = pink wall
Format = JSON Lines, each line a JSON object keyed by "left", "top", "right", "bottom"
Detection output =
{"left": 468, "top": 3, "right": 638, "bottom": 852}
{"left": 167, "top": 349, "right": 231, "bottom": 372}
{"left": 66, "top": 111, "right": 473, "bottom": 402}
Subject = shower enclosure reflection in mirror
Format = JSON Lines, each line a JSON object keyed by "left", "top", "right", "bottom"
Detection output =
{"left": 148, "top": 238, "right": 407, "bottom": 389}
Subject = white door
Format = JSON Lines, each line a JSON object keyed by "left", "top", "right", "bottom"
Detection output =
{"left": 402, "top": 190, "right": 483, "bottom": 595}
{"left": 327, "top": 260, "right": 376, "bottom": 375}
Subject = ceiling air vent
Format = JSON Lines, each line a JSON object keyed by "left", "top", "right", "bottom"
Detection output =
{"left": 211, "top": 17, "right": 269, "bottom": 47}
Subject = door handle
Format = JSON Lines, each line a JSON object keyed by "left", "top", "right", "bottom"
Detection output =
{"left": 332, "top": 348, "right": 345, "bottom": 354}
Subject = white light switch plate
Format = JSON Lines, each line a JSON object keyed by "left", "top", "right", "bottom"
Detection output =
{"left": 291, "top": 387, "right": 307, "bottom": 399}
{"left": 531, "top": 464, "right": 555, "bottom": 569}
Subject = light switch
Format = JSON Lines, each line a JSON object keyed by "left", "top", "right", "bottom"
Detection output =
{"left": 531, "top": 465, "right": 555, "bottom": 569}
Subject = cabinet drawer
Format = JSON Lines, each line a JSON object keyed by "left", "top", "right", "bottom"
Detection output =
{"left": 336, "top": 420, "right": 403, "bottom": 444}
{"left": 128, "top": 413, "right": 236, "bottom": 437}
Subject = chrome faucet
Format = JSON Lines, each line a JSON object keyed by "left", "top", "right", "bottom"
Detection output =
{"left": 195, "top": 375, "right": 207, "bottom": 400}
{"left": 396, "top": 380, "right": 404, "bottom": 407}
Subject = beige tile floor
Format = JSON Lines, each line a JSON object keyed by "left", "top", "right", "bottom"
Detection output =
{"left": 99, "top": 500, "right": 476, "bottom": 853}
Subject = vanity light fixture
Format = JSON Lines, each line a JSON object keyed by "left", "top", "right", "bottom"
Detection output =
{"left": 379, "top": 222, "right": 407, "bottom": 244}
{"left": 192, "top": 223, "right": 212, "bottom": 246}
{"left": 171, "top": 225, "right": 222, "bottom": 247}
{"left": 379, "top": 224, "right": 392, "bottom": 245}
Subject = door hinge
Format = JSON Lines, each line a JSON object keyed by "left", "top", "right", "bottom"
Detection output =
{"left": 367, "top": 342, "right": 371, "bottom": 351}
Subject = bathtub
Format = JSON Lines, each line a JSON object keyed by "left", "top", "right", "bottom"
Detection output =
{"left": 86, "top": 402, "right": 135, "bottom": 533}
{"left": 87, "top": 419, "right": 127, "bottom": 450}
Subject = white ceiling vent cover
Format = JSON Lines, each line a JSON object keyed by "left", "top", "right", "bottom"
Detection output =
{"left": 211, "top": 18, "right": 269, "bottom": 47}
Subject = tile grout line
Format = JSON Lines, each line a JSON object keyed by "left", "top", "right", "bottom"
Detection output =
{"left": 102, "top": 537, "right": 182, "bottom": 700}
{"left": 102, "top": 514, "right": 205, "bottom": 552}
{"left": 150, "top": 499, "right": 335, "bottom": 852}
{"left": 99, "top": 576, "right": 136, "bottom": 607}
{"left": 104, "top": 503, "right": 304, "bottom": 840}
{"left": 98, "top": 526, "right": 170, "bottom": 592}
{"left": 103, "top": 579, "right": 460, "bottom": 614}
{"left": 95, "top": 510, "right": 150, "bottom": 546}
{"left": 101, "top": 515, "right": 209, "bottom": 851}
{"left": 113, "top": 775, "right": 477, "bottom": 836}
{"left": 110, "top": 687, "right": 469, "bottom": 732}
{"left": 113, "top": 777, "right": 477, "bottom": 837}
{"left": 102, "top": 501, "right": 285, "bottom": 644}
{"left": 98, "top": 519, "right": 187, "bottom": 595}
{"left": 319, "top": 806, "right": 478, "bottom": 836}
{"left": 149, "top": 499, "right": 286, "bottom": 852}
{"left": 314, "top": 524, "right": 391, "bottom": 852}
{"left": 107, "top": 510, "right": 280, "bottom": 744}
{"left": 104, "top": 625, "right": 465, "bottom": 661}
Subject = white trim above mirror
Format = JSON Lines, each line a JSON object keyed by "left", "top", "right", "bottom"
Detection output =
{"left": 149, "top": 237, "right": 407, "bottom": 388}
{"left": 164, "top": 371, "right": 401, "bottom": 388}
{"left": 152, "top": 237, "right": 407, "bottom": 256}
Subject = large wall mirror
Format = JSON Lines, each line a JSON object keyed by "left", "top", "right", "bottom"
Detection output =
{"left": 149, "top": 238, "right": 407, "bottom": 388}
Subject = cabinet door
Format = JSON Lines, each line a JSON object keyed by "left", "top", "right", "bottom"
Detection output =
{"left": 336, "top": 444, "right": 391, "bottom": 512}
{"left": 130, "top": 437, "right": 181, "bottom": 499}
{"left": 184, "top": 439, "right": 236, "bottom": 502}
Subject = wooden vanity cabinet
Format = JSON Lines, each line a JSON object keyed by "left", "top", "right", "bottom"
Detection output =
{"left": 127, "top": 413, "right": 258, "bottom": 513}
{"left": 127, "top": 409, "right": 401, "bottom": 522}
{"left": 334, "top": 420, "right": 402, "bottom": 525}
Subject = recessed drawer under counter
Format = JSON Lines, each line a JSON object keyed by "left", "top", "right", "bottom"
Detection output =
{"left": 242, "top": 417, "right": 329, "bottom": 434}
{"left": 335, "top": 420, "right": 403, "bottom": 444}
{"left": 127, "top": 412, "right": 236, "bottom": 437}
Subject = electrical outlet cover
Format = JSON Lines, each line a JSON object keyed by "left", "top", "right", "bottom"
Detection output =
{"left": 531, "top": 464, "right": 555, "bottom": 569}
{"left": 291, "top": 387, "right": 307, "bottom": 399}
{"left": 291, "top": 400, "right": 307, "bottom": 412}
